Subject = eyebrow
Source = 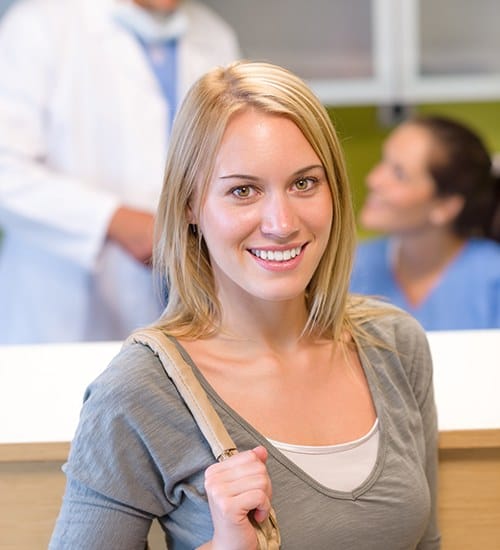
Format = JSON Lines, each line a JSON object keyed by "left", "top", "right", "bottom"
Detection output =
{"left": 218, "top": 164, "right": 325, "bottom": 181}
{"left": 219, "top": 173, "right": 259, "bottom": 181}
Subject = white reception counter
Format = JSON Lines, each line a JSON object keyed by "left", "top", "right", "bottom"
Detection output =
{"left": 0, "top": 329, "right": 499, "bottom": 445}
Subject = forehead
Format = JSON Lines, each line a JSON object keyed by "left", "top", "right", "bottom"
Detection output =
{"left": 213, "top": 109, "right": 320, "bottom": 173}
{"left": 385, "top": 123, "right": 433, "bottom": 171}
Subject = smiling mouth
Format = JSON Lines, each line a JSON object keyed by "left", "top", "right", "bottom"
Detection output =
{"left": 249, "top": 246, "right": 302, "bottom": 262}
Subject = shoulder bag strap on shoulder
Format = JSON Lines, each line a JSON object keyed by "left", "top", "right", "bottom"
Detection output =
{"left": 124, "top": 327, "right": 281, "bottom": 549}
{"left": 125, "top": 327, "right": 236, "bottom": 460}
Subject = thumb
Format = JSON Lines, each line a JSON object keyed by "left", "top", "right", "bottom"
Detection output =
{"left": 251, "top": 445, "right": 268, "bottom": 464}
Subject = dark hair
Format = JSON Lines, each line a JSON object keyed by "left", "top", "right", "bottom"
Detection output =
{"left": 411, "top": 115, "right": 500, "bottom": 242}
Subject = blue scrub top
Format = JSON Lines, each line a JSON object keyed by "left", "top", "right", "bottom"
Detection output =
{"left": 350, "top": 237, "right": 500, "bottom": 331}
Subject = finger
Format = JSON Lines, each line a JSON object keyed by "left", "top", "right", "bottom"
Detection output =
{"left": 206, "top": 468, "right": 271, "bottom": 502}
{"left": 211, "top": 487, "right": 271, "bottom": 525}
{"left": 253, "top": 505, "right": 270, "bottom": 524}
{"left": 205, "top": 448, "right": 267, "bottom": 479}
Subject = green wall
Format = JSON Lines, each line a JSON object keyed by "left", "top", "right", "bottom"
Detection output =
{"left": 328, "top": 101, "right": 500, "bottom": 237}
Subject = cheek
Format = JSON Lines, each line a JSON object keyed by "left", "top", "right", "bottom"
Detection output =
{"left": 384, "top": 187, "right": 431, "bottom": 212}
{"left": 306, "top": 198, "right": 333, "bottom": 250}
{"left": 315, "top": 204, "right": 333, "bottom": 236}
{"left": 403, "top": 195, "right": 435, "bottom": 219}
{"left": 361, "top": 188, "right": 430, "bottom": 229}
{"left": 385, "top": 193, "right": 437, "bottom": 230}
{"left": 200, "top": 204, "right": 258, "bottom": 246}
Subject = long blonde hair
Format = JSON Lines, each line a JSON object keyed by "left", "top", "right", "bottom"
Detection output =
{"left": 154, "top": 61, "right": 372, "bottom": 341}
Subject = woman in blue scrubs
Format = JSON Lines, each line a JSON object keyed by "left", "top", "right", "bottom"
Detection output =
{"left": 350, "top": 115, "right": 500, "bottom": 330}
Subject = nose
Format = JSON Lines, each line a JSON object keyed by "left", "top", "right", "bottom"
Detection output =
{"left": 260, "top": 193, "right": 299, "bottom": 239}
{"left": 366, "top": 161, "right": 386, "bottom": 190}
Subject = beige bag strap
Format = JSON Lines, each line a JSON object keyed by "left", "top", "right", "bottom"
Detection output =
{"left": 125, "top": 328, "right": 281, "bottom": 549}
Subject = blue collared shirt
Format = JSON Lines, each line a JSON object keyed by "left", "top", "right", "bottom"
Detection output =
{"left": 138, "top": 37, "right": 178, "bottom": 133}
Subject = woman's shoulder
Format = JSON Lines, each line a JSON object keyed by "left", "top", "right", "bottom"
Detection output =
{"left": 64, "top": 340, "right": 208, "bottom": 518}
{"left": 88, "top": 342, "right": 163, "bottom": 391}
{"left": 70, "top": 339, "right": 202, "bottom": 459}
{"left": 349, "top": 296, "right": 429, "bottom": 355}
{"left": 353, "top": 237, "right": 392, "bottom": 278}
{"left": 356, "top": 236, "right": 389, "bottom": 256}
{"left": 465, "top": 238, "right": 500, "bottom": 260}
{"left": 458, "top": 238, "right": 500, "bottom": 281}
{"left": 351, "top": 238, "right": 392, "bottom": 290}
{"left": 81, "top": 341, "right": 182, "bottom": 420}
{"left": 348, "top": 298, "right": 433, "bottom": 399}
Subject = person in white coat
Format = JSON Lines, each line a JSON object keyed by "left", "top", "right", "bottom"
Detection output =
{"left": 0, "top": 0, "right": 240, "bottom": 344}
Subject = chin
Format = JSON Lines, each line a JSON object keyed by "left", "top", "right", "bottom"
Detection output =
{"left": 359, "top": 210, "right": 391, "bottom": 234}
{"left": 254, "top": 286, "right": 308, "bottom": 304}
{"left": 359, "top": 214, "right": 379, "bottom": 232}
{"left": 135, "top": 1, "right": 179, "bottom": 13}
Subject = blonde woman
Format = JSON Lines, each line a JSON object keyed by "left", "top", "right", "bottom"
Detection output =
{"left": 50, "top": 61, "right": 440, "bottom": 549}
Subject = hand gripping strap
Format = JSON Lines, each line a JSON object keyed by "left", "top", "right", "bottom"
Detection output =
{"left": 125, "top": 328, "right": 281, "bottom": 549}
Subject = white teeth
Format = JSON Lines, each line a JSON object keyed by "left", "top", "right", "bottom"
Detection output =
{"left": 251, "top": 246, "right": 302, "bottom": 262}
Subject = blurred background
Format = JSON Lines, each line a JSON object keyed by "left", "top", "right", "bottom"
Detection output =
{"left": 1, "top": 0, "right": 499, "bottom": 234}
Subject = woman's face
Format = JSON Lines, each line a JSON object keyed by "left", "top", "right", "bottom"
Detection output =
{"left": 194, "top": 109, "right": 333, "bottom": 307}
{"left": 359, "top": 123, "right": 441, "bottom": 235}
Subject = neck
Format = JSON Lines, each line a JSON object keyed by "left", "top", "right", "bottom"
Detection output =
{"left": 391, "top": 229, "right": 466, "bottom": 279}
{"left": 217, "top": 294, "right": 311, "bottom": 354}
{"left": 132, "top": 3, "right": 176, "bottom": 16}
{"left": 387, "top": 229, "right": 467, "bottom": 307}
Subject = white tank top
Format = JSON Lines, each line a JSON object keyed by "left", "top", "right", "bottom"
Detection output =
{"left": 267, "top": 418, "right": 379, "bottom": 491}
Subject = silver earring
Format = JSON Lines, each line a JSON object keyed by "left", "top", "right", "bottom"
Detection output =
{"left": 189, "top": 224, "right": 198, "bottom": 236}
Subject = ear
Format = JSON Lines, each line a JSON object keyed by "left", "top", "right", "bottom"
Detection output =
{"left": 429, "top": 195, "right": 465, "bottom": 226}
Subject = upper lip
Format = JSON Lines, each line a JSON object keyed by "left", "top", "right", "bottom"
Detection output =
{"left": 247, "top": 243, "right": 305, "bottom": 252}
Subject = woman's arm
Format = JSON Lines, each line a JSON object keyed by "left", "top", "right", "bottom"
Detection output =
{"left": 409, "top": 327, "right": 441, "bottom": 549}
{"left": 49, "top": 478, "right": 153, "bottom": 550}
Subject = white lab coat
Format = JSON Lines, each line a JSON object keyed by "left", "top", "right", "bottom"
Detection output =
{"left": 0, "top": 0, "right": 240, "bottom": 344}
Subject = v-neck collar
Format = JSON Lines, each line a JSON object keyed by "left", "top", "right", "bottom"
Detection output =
{"left": 170, "top": 335, "right": 389, "bottom": 500}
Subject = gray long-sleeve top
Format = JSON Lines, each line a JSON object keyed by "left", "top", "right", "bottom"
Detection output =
{"left": 50, "top": 309, "right": 440, "bottom": 549}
